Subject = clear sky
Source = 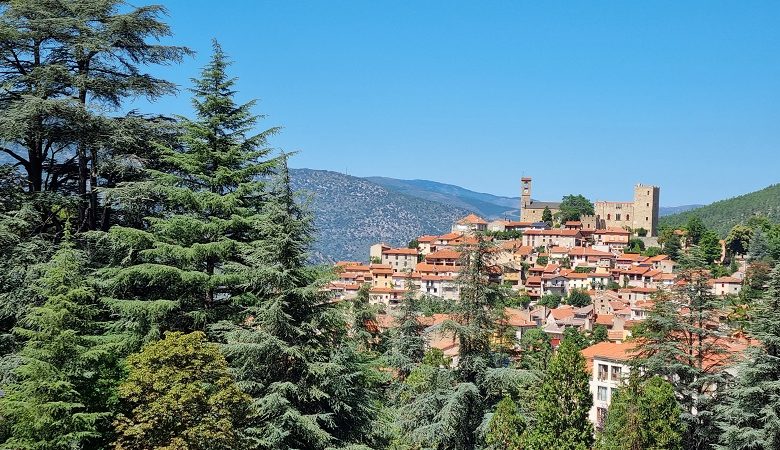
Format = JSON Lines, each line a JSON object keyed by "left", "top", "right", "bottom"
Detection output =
{"left": 129, "top": 0, "right": 780, "bottom": 206}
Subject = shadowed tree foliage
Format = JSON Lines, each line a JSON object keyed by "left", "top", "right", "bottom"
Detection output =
{"left": 524, "top": 334, "right": 593, "bottom": 450}
{"left": 0, "top": 238, "right": 117, "bottom": 450}
{"left": 718, "top": 265, "right": 780, "bottom": 450}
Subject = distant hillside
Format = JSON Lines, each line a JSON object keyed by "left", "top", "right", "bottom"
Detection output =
{"left": 659, "top": 205, "right": 704, "bottom": 217}
{"left": 660, "top": 184, "right": 780, "bottom": 235}
{"left": 290, "top": 169, "right": 470, "bottom": 263}
{"left": 365, "top": 176, "right": 520, "bottom": 220}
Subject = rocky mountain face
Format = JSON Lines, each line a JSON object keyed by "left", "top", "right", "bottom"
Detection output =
{"left": 290, "top": 169, "right": 470, "bottom": 263}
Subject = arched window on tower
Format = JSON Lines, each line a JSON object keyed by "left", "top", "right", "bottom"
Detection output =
{"left": 607, "top": 214, "right": 611, "bottom": 220}
{"left": 626, "top": 214, "right": 630, "bottom": 221}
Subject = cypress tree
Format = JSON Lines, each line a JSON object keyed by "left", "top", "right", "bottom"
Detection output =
{"left": 718, "top": 265, "right": 780, "bottom": 450}
{"left": 525, "top": 335, "right": 593, "bottom": 450}
{"left": 384, "top": 275, "right": 425, "bottom": 378}
{"left": 97, "top": 40, "right": 277, "bottom": 345}
{"left": 0, "top": 237, "right": 114, "bottom": 450}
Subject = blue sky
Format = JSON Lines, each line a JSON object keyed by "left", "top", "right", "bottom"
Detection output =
{"left": 129, "top": 1, "right": 780, "bottom": 206}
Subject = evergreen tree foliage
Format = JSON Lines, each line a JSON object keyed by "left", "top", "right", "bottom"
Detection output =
{"left": 699, "top": 230, "right": 722, "bottom": 264}
{"left": 726, "top": 224, "right": 752, "bottom": 256}
{"left": 483, "top": 396, "right": 526, "bottom": 450}
{"left": 220, "top": 158, "right": 383, "bottom": 450}
{"left": 686, "top": 216, "right": 707, "bottom": 246}
{"left": 717, "top": 265, "right": 780, "bottom": 450}
{"left": 447, "top": 234, "right": 505, "bottom": 384}
{"left": 350, "top": 283, "right": 383, "bottom": 352}
{"left": 97, "top": 40, "right": 277, "bottom": 345}
{"left": 542, "top": 206, "right": 553, "bottom": 224}
{"left": 113, "top": 331, "right": 251, "bottom": 450}
{"left": 517, "top": 327, "right": 552, "bottom": 372}
{"left": 0, "top": 0, "right": 189, "bottom": 231}
{"left": 596, "top": 375, "right": 683, "bottom": 450}
{"left": 0, "top": 238, "right": 115, "bottom": 450}
{"left": 524, "top": 335, "right": 593, "bottom": 450}
{"left": 632, "top": 272, "right": 731, "bottom": 450}
{"left": 748, "top": 227, "right": 771, "bottom": 262}
{"left": 385, "top": 277, "right": 426, "bottom": 377}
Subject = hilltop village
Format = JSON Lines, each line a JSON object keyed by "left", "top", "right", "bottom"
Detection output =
{"left": 329, "top": 180, "right": 753, "bottom": 431}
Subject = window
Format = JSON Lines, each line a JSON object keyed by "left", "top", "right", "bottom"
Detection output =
{"left": 607, "top": 214, "right": 611, "bottom": 220}
{"left": 611, "top": 365, "right": 622, "bottom": 381}
{"left": 646, "top": 217, "right": 649, "bottom": 221}
{"left": 626, "top": 214, "right": 630, "bottom": 220}
{"left": 615, "top": 214, "right": 621, "bottom": 221}
{"left": 597, "top": 386, "right": 608, "bottom": 401}
{"left": 598, "top": 364, "right": 608, "bottom": 381}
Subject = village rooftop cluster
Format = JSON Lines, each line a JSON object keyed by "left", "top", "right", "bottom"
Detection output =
{"left": 328, "top": 180, "right": 751, "bottom": 431}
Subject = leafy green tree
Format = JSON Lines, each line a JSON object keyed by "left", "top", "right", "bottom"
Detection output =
{"left": 0, "top": 0, "right": 189, "bottom": 231}
{"left": 597, "top": 375, "right": 683, "bottom": 450}
{"left": 113, "top": 331, "right": 250, "bottom": 450}
{"left": 748, "top": 227, "right": 771, "bottom": 262}
{"left": 632, "top": 272, "right": 731, "bottom": 450}
{"left": 97, "top": 41, "right": 276, "bottom": 345}
{"left": 636, "top": 227, "right": 648, "bottom": 237}
{"left": 542, "top": 206, "right": 553, "bottom": 224}
{"left": 566, "top": 289, "right": 591, "bottom": 307}
{"left": 484, "top": 396, "right": 526, "bottom": 450}
{"left": 726, "top": 224, "right": 753, "bottom": 256}
{"left": 518, "top": 328, "right": 552, "bottom": 372}
{"left": 642, "top": 246, "right": 663, "bottom": 257}
{"left": 626, "top": 238, "right": 646, "bottom": 253}
{"left": 537, "top": 293, "right": 561, "bottom": 308}
{"left": 525, "top": 335, "right": 593, "bottom": 450}
{"left": 718, "top": 265, "right": 780, "bottom": 450}
{"left": 700, "top": 230, "right": 722, "bottom": 264}
{"left": 686, "top": 216, "right": 707, "bottom": 246}
{"left": 557, "top": 195, "right": 595, "bottom": 222}
{"left": 591, "top": 324, "right": 608, "bottom": 344}
{"left": 563, "top": 326, "right": 589, "bottom": 350}
{"left": 0, "top": 239, "right": 116, "bottom": 450}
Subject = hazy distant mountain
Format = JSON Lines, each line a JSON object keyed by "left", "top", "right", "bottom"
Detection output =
{"left": 290, "top": 169, "right": 470, "bottom": 263}
{"left": 659, "top": 205, "right": 705, "bottom": 217}
{"left": 365, "top": 176, "right": 520, "bottom": 219}
{"left": 660, "top": 184, "right": 780, "bottom": 236}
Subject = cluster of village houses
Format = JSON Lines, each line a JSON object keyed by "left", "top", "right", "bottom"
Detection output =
{"left": 328, "top": 212, "right": 749, "bottom": 430}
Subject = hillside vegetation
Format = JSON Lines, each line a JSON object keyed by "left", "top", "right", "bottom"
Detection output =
{"left": 291, "top": 169, "right": 470, "bottom": 262}
{"left": 660, "top": 184, "right": 780, "bottom": 235}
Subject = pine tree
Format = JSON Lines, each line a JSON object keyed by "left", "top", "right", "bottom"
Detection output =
{"left": 220, "top": 158, "right": 383, "bottom": 450}
{"left": 0, "top": 238, "right": 115, "bottom": 450}
{"left": 632, "top": 272, "right": 732, "bottom": 450}
{"left": 596, "top": 375, "right": 683, "bottom": 450}
{"left": 97, "top": 41, "right": 277, "bottom": 345}
{"left": 447, "top": 234, "right": 504, "bottom": 384}
{"left": 517, "top": 327, "right": 552, "bottom": 372}
{"left": 113, "top": 331, "right": 251, "bottom": 450}
{"left": 717, "top": 265, "right": 780, "bottom": 450}
{"left": 525, "top": 335, "right": 593, "bottom": 450}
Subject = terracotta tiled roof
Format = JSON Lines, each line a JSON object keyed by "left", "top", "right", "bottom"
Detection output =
{"left": 457, "top": 213, "right": 488, "bottom": 225}
{"left": 523, "top": 229, "right": 581, "bottom": 236}
{"left": 426, "top": 249, "right": 462, "bottom": 260}
{"left": 581, "top": 341, "right": 638, "bottom": 371}
{"left": 595, "top": 228, "right": 631, "bottom": 235}
{"left": 383, "top": 247, "right": 419, "bottom": 256}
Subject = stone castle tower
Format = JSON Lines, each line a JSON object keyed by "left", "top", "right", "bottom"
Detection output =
{"left": 631, "top": 184, "right": 660, "bottom": 236}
